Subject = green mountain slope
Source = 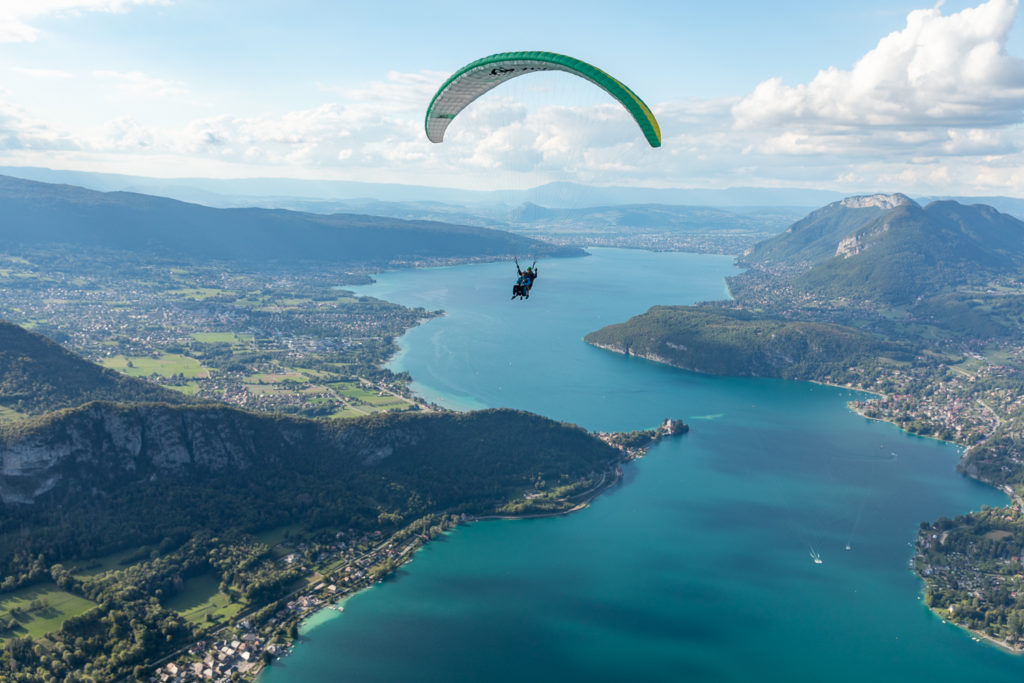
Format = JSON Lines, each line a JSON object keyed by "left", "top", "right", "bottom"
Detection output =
{"left": 793, "top": 201, "right": 1024, "bottom": 303}
{"left": 0, "top": 402, "right": 618, "bottom": 567}
{"left": 0, "top": 321, "right": 186, "bottom": 414}
{"left": 738, "top": 194, "right": 1024, "bottom": 305}
{"left": 0, "top": 174, "right": 580, "bottom": 264}
{"left": 584, "top": 305, "right": 911, "bottom": 379}
{"left": 741, "top": 194, "right": 914, "bottom": 266}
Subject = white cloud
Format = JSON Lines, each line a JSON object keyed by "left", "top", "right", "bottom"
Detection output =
{"left": 0, "top": 1, "right": 168, "bottom": 43}
{"left": 733, "top": 0, "right": 1024, "bottom": 130}
{"left": 6, "top": 2, "right": 1024, "bottom": 197}
{"left": 0, "top": 90, "right": 80, "bottom": 151}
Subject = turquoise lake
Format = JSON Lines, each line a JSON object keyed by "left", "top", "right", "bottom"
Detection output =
{"left": 263, "top": 248, "right": 1021, "bottom": 682}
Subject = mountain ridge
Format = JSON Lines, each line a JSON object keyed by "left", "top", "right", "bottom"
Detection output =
{"left": 739, "top": 194, "right": 1024, "bottom": 304}
{"left": 0, "top": 321, "right": 189, "bottom": 415}
{"left": 0, "top": 174, "right": 579, "bottom": 264}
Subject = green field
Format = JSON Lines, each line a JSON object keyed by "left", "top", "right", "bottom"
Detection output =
{"left": 167, "top": 287, "right": 229, "bottom": 300}
{"left": 68, "top": 547, "right": 149, "bottom": 578}
{"left": 166, "top": 382, "right": 199, "bottom": 396}
{"left": 247, "top": 372, "right": 307, "bottom": 384}
{"left": 0, "top": 405, "right": 25, "bottom": 423}
{"left": 0, "top": 269, "right": 38, "bottom": 279}
{"left": 256, "top": 524, "right": 306, "bottom": 548}
{"left": 294, "top": 367, "right": 335, "bottom": 380}
{"left": 192, "top": 332, "right": 254, "bottom": 345}
{"left": 102, "top": 353, "right": 209, "bottom": 379}
{"left": 162, "top": 573, "right": 243, "bottom": 626}
{"left": 230, "top": 295, "right": 313, "bottom": 311}
{"left": 327, "top": 381, "right": 411, "bottom": 417}
{"left": 0, "top": 584, "right": 96, "bottom": 640}
{"left": 333, "top": 382, "right": 409, "bottom": 407}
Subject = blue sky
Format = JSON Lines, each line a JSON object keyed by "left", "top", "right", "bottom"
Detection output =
{"left": 2, "top": 0, "right": 1024, "bottom": 195}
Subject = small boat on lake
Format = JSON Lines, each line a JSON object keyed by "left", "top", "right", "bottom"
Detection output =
{"left": 809, "top": 547, "right": 823, "bottom": 564}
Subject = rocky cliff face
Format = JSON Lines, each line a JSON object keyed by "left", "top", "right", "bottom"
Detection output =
{"left": 835, "top": 219, "right": 891, "bottom": 258}
{"left": 0, "top": 402, "right": 423, "bottom": 504}
{"left": 838, "top": 193, "right": 914, "bottom": 210}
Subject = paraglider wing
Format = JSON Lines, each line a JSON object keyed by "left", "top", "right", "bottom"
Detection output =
{"left": 425, "top": 51, "right": 661, "bottom": 148}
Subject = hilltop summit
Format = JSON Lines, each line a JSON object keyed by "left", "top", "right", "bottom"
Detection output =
{"left": 839, "top": 193, "right": 916, "bottom": 210}
{"left": 738, "top": 195, "right": 1024, "bottom": 304}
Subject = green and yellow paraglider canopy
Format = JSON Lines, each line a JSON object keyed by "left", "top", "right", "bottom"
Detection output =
{"left": 425, "top": 51, "right": 661, "bottom": 148}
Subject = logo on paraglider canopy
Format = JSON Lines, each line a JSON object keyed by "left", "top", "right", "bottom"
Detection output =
{"left": 490, "top": 67, "right": 516, "bottom": 75}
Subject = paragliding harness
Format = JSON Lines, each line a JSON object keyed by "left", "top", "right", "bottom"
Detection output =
{"left": 512, "top": 258, "right": 537, "bottom": 300}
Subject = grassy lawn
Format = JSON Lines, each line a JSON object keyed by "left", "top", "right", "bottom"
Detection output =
{"left": 167, "top": 287, "right": 229, "bottom": 300}
{"left": 0, "top": 269, "right": 38, "bottom": 279}
{"left": 0, "top": 584, "right": 96, "bottom": 640}
{"left": 68, "top": 547, "right": 150, "bottom": 578}
{"left": 166, "top": 382, "right": 199, "bottom": 396}
{"left": 982, "top": 349, "right": 1015, "bottom": 365}
{"left": 256, "top": 524, "right": 306, "bottom": 548}
{"left": 163, "top": 573, "right": 243, "bottom": 626}
{"left": 102, "top": 353, "right": 210, "bottom": 379}
{"left": 247, "top": 372, "right": 307, "bottom": 384}
{"left": 230, "top": 296, "right": 310, "bottom": 311}
{"left": 330, "top": 405, "right": 373, "bottom": 418}
{"left": 0, "top": 405, "right": 25, "bottom": 423}
{"left": 192, "top": 332, "right": 254, "bottom": 345}
{"left": 326, "top": 381, "right": 411, "bottom": 416}
{"left": 294, "top": 367, "right": 335, "bottom": 380}
{"left": 341, "top": 384, "right": 408, "bottom": 407}
{"left": 952, "top": 356, "right": 987, "bottom": 375}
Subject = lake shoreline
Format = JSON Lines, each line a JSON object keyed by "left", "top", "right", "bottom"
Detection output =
{"left": 586, "top": 340, "right": 1024, "bottom": 657}
{"left": 270, "top": 250, "right": 1020, "bottom": 682}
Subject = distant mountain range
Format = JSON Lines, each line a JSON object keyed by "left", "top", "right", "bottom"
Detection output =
{"left": 0, "top": 174, "right": 579, "bottom": 264}
{"left": 0, "top": 165, "right": 847, "bottom": 208}
{"left": 739, "top": 193, "right": 1024, "bottom": 304}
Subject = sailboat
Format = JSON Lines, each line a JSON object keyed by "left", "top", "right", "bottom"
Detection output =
{"left": 809, "top": 547, "right": 823, "bottom": 564}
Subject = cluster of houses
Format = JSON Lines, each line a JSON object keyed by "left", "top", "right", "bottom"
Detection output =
{"left": 853, "top": 362, "right": 1022, "bottom": 442}
{"left": 152, "top": 631, "right": 264, "bottom": 682}
{"left": 151, "top": 530, "right": 419, "bottom": 682}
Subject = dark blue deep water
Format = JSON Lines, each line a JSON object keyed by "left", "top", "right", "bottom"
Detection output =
{"left": 263, "top": 249, "right": 1019, "bottom": 682}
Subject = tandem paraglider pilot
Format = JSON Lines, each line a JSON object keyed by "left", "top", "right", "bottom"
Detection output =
{"left": 512, "top": 258, "right": 538, "bottom": 300}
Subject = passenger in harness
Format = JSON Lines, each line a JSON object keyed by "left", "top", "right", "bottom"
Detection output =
{"left": 511, "top": 258, "right": 538, "bottom": 300}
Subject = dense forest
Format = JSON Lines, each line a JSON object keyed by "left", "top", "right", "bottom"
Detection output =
{"left": 0, "top": 402, "right": 619, "bottom": 577}
{"left": 584, "top": 305, "right": 912, "bottom": 380}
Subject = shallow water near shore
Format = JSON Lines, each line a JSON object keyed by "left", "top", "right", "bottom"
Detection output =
{"left": 262, "top": 248, "right": 1020, "bottom": 683}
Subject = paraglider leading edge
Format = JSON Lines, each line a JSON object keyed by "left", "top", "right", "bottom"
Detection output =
{"left": 425, "top": 51, "right": 661, "bottom": 148}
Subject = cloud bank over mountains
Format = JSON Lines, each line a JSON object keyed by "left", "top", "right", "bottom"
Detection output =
{"left": 2, "top": 0, "right": 1024, "bottom": 195}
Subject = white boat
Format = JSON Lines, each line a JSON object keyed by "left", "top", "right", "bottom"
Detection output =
{"left": 809, "top": 547, "right": 823, "bottom": 564}
{"left": 845, "top": 543, "right": 852, "bottom": 551}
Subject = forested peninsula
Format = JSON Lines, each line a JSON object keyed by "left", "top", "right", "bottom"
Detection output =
{"left": 0, "top": 327, "right": 625, "bottom": 681}
{"left": 584, "top": 305, "right": 911, "bottom": 381}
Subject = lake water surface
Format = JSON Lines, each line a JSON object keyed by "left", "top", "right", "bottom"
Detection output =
{"left": 263, "top": 249, "right": 1019, "bottom": 682}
